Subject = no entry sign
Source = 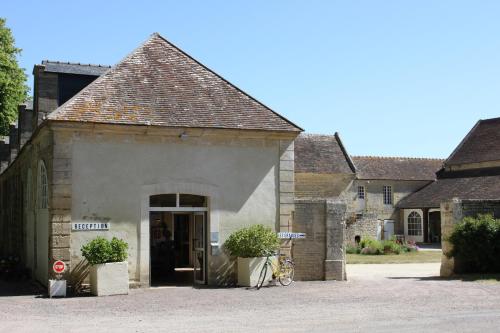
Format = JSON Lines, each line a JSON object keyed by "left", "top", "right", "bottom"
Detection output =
{"left": 53, "top": 260, "right": 66, "bottom": 274}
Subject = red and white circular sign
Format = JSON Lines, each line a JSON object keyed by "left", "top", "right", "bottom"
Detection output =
{"left": 53, "top": 260, "right": 66, "bottom": 274}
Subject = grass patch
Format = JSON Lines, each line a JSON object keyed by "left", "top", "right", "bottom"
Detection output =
{"left": 347, "top": 250, "right": 442, "bottom": 264}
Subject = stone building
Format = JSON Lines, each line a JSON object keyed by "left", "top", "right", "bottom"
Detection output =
{"left": 294, "top": 133, "right": 443, "bottom": 245}
{"left": 346, "top": 156, "right": 443, "bottom": 243}
{"left": 399, "top": 117, "right": 500, "bottom": 245}
{"left": 0, "top": 33, "right": 301, "bottom": 287}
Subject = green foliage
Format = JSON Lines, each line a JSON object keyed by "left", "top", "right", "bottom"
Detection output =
{"left": 81, "top": 237, "right": 128, "bottom": 265}
{"left": 224, "top": 224, "right": 280, "bottom": 258}
{"left": 447, "top": 214, "right": 500, "bottom": 273}
{"left": 381, "top": 240, "right": 402, "bottom": 254}
{"left": 359, "top": 237, "right": 384, "bottom": 255}
{"left": 356, "top": 237, "right": 416, "bottom": 255}
{"left": 0, "top": 18, "right": 29, "bottom": 135}
{"left": 346, "top": 244, "right": 360, "bottom": 254}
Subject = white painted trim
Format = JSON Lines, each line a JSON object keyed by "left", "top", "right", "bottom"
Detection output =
{"left": 139, "top": 181, "right": 220, "bottom": 286}
{"left": 403, "top": 209, "right": 424, "bottom": 243}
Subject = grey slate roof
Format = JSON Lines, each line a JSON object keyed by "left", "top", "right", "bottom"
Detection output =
{"left": 398, "top": 175, "right": 500, "bottom": 208}
{"left": 47, "top": 33, "right": 302, "bottom": 132}
{"left": 295, "top": 133, "right": 355, "bottom": 174}
{"left": 352, "top": 156, "right": 444, "bottom": 181}
{"left": 446, "top": 117, "right": 500, "bottom": 166}
{"left": 41, "top": 60, "right": 111, "bottom": 76}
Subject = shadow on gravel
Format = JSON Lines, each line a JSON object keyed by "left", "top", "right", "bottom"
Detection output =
{"left": 0, "top": 279, "right": 45, "bottom": 297}
{"left": 388, "top": 274, "right": 500, "bottom": 282}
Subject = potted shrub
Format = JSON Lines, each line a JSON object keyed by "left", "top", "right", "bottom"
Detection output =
{"left": 81, "top": 237, "right": 129, "bottom": 296}
{"left": 224, "top": 224, "right": 280, "bottom": 287}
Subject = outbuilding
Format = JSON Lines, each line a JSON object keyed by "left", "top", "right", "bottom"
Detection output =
{"left": 0, "top": 33, "right": 301, "bottom": 287}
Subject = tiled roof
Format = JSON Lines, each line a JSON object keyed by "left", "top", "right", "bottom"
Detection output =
{"left": 41, "top": 60, "right": 111, "bottom": 76}
{"left": 398, "top": 175, "right": 500, "bottom": 208}
{"left": 446, "top": 117, "right": 500, "bottom": 166}
{"left": 352, "top": 156, "right": 444, "bottom": 181}
{"left": 47, "top": 33, "right": 302, "bottom": 132}
{"left": 295, "top": 133, "right": 355, "bottom": 174}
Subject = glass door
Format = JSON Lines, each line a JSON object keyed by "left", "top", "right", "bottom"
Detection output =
{"left": 193, "top": 212, "right": 206, "bottom": 284}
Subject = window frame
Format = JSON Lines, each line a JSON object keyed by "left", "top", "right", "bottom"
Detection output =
{"left": 407, "top": 211, "right": 422, "bottom": 236}
{"left": 357, "top": 185, "right": 365, "bottom": 200}
{"left": 383, "top": 185, "right": 393, "bottom": 205}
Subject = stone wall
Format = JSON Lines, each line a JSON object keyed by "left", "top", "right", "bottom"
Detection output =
{"left": 345, "top": 213, "right": 381, "bottom": 244}
{"left": 440, "top": 199, "right": 500, "bottom": 277}
{"left": 292, "top": 199, "right": 346, "bottom": 281}
{"left": 295, "top": 172, "right": 354, "bottom": 199}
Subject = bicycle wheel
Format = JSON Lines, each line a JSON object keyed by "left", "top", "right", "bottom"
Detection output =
{"left": 278, "top": 260, "right": 295, "bottom": 286}
{"left": 256, "top": 262, "right": 268, "bottom": 290}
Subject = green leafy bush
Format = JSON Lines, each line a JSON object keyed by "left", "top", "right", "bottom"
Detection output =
{"left": 381, "top": 240, "right": 402, "bottom": 254}
{"left": 346, "top": 244, "right": 360, "bottom": 254}
{"left": 359, "top": 237, "right": 384, "bottom": 255}
{"left": 447, "top": 214, "right": 500, "bottom": 273}
{"left": 81, "top": 237, "right": 129, "bottom": 265}
{"left": 224, "top": 224, "right": 280, "bottom": 258}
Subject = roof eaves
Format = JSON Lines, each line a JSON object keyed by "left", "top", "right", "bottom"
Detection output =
{"left": 335, "top": 132, "right": 356, "bottom": 173}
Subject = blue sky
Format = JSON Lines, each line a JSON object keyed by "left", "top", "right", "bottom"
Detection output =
{"left": 3, "top": 1, "right": 500, "bottom": 158}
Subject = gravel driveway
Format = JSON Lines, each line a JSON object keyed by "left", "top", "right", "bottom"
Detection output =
{"left": 1, "top": 263, "right": 499, "bottom": 333}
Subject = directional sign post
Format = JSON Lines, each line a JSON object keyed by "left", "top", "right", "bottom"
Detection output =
{"left": 277, "top": 232, "right": 306, "bottom": 239}
{"left": 49, "top": 260, "right": 67, "bottom": 298}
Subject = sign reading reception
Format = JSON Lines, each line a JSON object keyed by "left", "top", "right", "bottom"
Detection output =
{"left": 72, "top": 222, "right": 110, "bottom": 231}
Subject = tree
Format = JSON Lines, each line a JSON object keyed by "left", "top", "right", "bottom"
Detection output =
{"left": 0, "top": 18, "right": 28, "bottom": 136}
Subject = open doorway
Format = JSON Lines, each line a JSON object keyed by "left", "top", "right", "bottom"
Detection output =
{"left": 149, "top": 194, "right": 207, "bottom": 286}
{"left": 428, "top": 210, "right": 441, "bottom": 244}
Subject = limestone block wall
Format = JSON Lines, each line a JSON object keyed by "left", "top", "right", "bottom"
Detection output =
{"left": 292, "top": 199, "right": 346, "bottom": 281}
{"left": 440, "top": 199, "right": 500, "bottom": 277}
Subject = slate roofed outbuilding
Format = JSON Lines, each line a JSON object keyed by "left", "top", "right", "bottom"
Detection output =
{"left": 397, "top": 175, "right": 500, "bottom": 208}
{"left": 47, "top": 33, "right": 302, "bottom": 132}
{"left": 41, "top": 61, "right": 111, "bottom": 76}
{"left": 352, "top": 156, "right": 444, "bottom": 181}
{"left": 445, "top": 117, "right": 500, "bottom": 166}
{"left": 295, "top": 133, "right": 355, "bottom": 174}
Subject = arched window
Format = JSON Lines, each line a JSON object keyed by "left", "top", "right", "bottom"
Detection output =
{"left": 38, "top": 161, "right": 48, "bottom": 209}
{"left": 26, "top": 168, "right": 32, "bottom": 209}
{"left": 407, "top": 211, "right": 422, "bottom": 236}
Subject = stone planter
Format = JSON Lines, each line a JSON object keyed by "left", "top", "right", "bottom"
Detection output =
{"left": 237, "top": 257, "right": 274, "bottom": 287}
{"left": 90, "top": 261, "right": 129, "bottom": 296}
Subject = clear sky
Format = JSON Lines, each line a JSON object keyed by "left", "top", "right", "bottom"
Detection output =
{"left": 3, "top": 1, "right": 500, "bottom": 158}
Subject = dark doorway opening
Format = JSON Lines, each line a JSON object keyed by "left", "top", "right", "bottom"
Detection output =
{"left": 149, "top": 211, "right": 206, "bottom": 286}
{"left": 428, "top": 211, "right": 441, "bottom": 244}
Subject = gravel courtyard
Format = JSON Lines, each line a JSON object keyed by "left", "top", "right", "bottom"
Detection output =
{"left": 1, "top": 263, "right": 500, "bottom": 333}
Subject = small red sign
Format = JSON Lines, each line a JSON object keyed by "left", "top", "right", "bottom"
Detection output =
{"left": 53, "top": 260, "right": 66, "bottom": 274}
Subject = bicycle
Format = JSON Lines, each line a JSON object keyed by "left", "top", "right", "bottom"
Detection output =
{"left": 256, "top": 252, "right": 295, "bottom": 289}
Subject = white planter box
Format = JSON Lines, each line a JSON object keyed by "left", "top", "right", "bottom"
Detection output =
{"left": 237, "top": 257, "right": 275, "bottom": 287}
{"left": 90, "top": 261, "right": 129, "bottom": 296}
{"left": 49, "top": 279, "right": 66, "bottom": 298}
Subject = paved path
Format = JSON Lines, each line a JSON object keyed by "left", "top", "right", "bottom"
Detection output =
{"left": 1, "top": 263, "right": 499, "bottom": 332}
{"left": 347, "top": 262, "right": 441, "bottom": 279}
